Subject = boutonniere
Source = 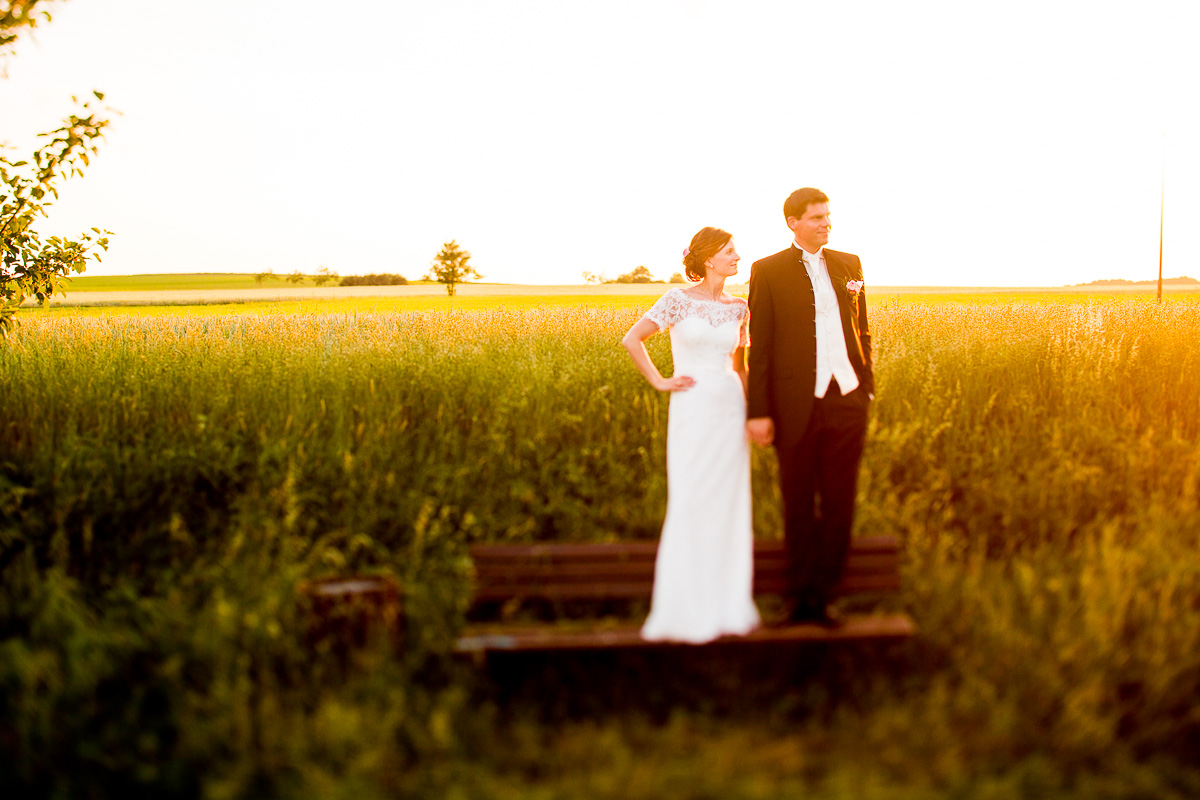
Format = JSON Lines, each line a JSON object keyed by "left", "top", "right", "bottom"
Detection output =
{"left": 845, "top": 279, "right": 864, "bottom": 297}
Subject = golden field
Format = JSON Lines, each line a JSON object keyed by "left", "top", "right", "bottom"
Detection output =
{"left": 2, "top": 289, "right": 1198, "bottom": 798}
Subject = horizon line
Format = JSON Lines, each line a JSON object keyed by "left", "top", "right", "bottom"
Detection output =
{"left": 65, "top": 272, "right": 1199, "bottom": 291}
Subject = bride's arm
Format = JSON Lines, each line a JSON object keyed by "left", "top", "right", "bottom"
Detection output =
{"left": 621, "top": 318, "right": 695, "bottom": 393}
{"left": 733, "top": 345, "right": 748, "bottom": 396}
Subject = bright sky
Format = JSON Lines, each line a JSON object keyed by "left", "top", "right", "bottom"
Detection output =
{"left": 3, "top": 0, "right": 1198, "bottom": 286}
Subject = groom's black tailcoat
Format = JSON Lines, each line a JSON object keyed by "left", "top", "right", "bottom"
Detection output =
{"left": 747, "top": 246, "right": 874, "bottom": 609}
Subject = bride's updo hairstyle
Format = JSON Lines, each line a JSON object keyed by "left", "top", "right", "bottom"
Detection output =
{"left": 682, "top": 227, "right": 732, "bottom": 282}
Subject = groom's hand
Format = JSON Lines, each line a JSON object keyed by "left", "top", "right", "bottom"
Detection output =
{"left": 747, "top": 417, "right": 774, "bottom": 446}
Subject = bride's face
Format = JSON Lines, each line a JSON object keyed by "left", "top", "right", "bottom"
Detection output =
{"left": 705, "top": 240, "right": 740, "bottom": 278}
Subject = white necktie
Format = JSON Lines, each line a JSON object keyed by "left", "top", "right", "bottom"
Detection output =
{"left": 805, "top": 252, "right": 836, "bottom": 314}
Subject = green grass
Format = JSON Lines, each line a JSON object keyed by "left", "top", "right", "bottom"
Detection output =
{"left": 20, "top": 293, "right": 662, "bottom": 317}
{"left": 60, "top": 272, "right": 294, "bottom": 291}
{"left": 2, "top": 293, "right": 1199, "bottom": 798}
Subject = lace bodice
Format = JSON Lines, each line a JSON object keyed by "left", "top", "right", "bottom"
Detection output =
{"left": 644, "top": 288, "right": 749, "bottom": 335}
{"left": 643, "top": 288, "right": 749, "bottom": 375}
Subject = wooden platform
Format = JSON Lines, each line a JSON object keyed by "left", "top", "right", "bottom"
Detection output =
{"left": 456, "top": 536, "right": 914, "bottom": 654}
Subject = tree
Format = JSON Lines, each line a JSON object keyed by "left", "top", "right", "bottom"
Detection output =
{"left": 311, "top": 264, "right": 337, "bottom": 287}
{"left": 1, "top": 1, "right": 113, "bottom": 336}
{"left": 252, "top": 269, "right": 274, "bottom": 286}
{"left": 309, "top": 263, "right": 338, "bottom": 286}
{"left": 669, "top": 272, "right": 686, "bottom": 283}
{"left": 581, "top": 271, "right": 602, "bottom": 285}
{"left": 286, "top": 270, "right": 307, "bottom": 285}
{"left": 425, "top": 240, "right": 480, "bottom": 297}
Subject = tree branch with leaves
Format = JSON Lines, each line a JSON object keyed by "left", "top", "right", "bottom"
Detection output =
{"left": 1, "top": 1, "right": 67, "bottom": 65}
{"left": 1, "top": 1, "right": 114, "bottom": 336}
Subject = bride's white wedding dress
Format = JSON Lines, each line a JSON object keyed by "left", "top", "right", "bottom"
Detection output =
{"left": 639, "top": 288, "right": 761, "bottom": 643}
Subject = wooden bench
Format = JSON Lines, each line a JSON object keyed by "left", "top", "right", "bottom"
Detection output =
{"left": 456, "top": 535, "right": 915, "bottom": 654}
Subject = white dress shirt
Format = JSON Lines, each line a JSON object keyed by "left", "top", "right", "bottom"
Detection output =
{"left": 795, "top": 243, "right": 860, "bottom": 398}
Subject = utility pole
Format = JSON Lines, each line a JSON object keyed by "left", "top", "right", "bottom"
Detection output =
{"left": 1158, "top": 131, "right": 1165, "bottom": 303}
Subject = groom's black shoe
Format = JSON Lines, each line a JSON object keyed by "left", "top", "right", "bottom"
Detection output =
{"left": 787, "top": 604, "right": 844, "bottom": 629}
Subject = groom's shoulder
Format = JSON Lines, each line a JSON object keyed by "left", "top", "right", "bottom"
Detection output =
{"left": 824, "top": 248, "right": 863, "bottom": 273}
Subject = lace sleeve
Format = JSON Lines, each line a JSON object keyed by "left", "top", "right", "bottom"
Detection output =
{"left": 738, "top": 304, "right": 750, "bottom": 347}
{"left": 643, "top": 289, "right": 686, "bottom": 331}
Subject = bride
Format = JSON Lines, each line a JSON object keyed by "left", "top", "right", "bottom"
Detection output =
{"left": 620, "top": 227, "right": 761, "bottom": 643}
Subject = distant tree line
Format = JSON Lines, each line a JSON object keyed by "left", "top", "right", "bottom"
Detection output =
{"left": 582, "top": 266, "right": 685, "bottom": 285}
{"left": 1076, "top": 276, "right": 1198, "bottom": 287}
{"left": 251, "top": 267, "right": 408, "bottom": 287}
{"left": 340, "top": 273, "right": 409, "bottom": 286}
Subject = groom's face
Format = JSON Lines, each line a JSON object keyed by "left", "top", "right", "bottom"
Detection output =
{"left": 787, "top": 202, "right": 831, "bottom": 253}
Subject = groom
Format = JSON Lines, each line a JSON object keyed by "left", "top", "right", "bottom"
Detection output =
{"left": 746, "top": 188, "right": 874, "bottom": 626}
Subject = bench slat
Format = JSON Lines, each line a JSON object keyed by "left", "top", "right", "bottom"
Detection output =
{"left": 470, "top": 536, "right": 902, "bottom": 604}
{"left": 455, "top": 613, "right": 915, "bottom": 653}
{"left": 472, "top": 574, "right": 901, "bottom": 603}
{"left": 473, "top": 553, "right": 898, "bottom": 584}
{"left": 469, "top": 536, "right": 898, "bottom": 564}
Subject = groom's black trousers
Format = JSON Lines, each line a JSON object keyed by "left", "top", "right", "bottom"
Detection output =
{"left": 775, "top": 378, "right": 871, "bottom": 610}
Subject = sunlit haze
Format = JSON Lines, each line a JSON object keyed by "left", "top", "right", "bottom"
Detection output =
{"left": 3, "top": 0, "right": 1198, "bottom": 286}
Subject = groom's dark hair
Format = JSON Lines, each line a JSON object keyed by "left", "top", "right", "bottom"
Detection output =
{"left": 783, "top": 188, "right": 829, "bottom": 221}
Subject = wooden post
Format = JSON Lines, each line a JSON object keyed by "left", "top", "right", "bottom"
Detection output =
{"left": 300, "top": 575, "right": 403, "bottom": 655}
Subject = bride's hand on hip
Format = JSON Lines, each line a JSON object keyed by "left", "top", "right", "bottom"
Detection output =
{"left": 657, "top": 375, "right": 696, "bottom": 392}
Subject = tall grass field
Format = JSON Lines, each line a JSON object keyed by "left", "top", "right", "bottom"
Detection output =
{"left": 1, "top": 292, "right": 1198, "bottom": 798}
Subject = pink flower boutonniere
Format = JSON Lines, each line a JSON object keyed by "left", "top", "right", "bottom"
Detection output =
{"left": 845, "top": 279, "right": 864, "bottom": 297}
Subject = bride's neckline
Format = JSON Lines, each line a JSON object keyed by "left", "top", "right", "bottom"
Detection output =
{"left": 677, "top": 287, "right": 742, "bottom": 305}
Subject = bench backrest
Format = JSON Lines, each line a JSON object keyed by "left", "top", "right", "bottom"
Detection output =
{"left": 469, "top": 535, "right": 900, "bottom": 605}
